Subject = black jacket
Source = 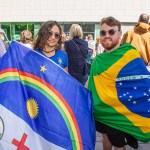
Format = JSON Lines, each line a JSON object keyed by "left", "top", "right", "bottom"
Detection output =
{"left": 65, "top": 37, "right": 89, "bottom": 78}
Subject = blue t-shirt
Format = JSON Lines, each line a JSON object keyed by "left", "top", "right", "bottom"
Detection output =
{"left": 37, "top": 49, "right": 68, "bottom": 69}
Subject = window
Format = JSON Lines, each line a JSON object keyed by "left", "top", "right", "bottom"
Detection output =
{"left": 63, "top": 23, "right": 95, "bottom": 39}
{"left": 82, "top": 24, "right": 95, "bottom": 32}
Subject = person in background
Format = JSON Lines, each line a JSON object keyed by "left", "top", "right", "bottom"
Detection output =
{"left": 0, "top": 38, "right": 7, "bottom": 58}
{"left": 34, "top": 20, "right": 68, "bottom": 71}
{"left": 0, "top": 29, "right": 5, "bottom": 42}
{"left": 0, "top": 29, "right": 7, "bottom": 57}
{"left": 95, "top": 37, "right": 104, "bottom": 55}
{"left": 0, "top": 28, "right": 9, "bottom": 50}
{"left": 121, "top": 13, "right": 150, "bottom": 66}
{"left": 20, "top": 30, "right": 33, "bottom": 49}
{"left": 65, "top": 24, "right": 89, "bottom": 86}
{"left": 84, "top": 36, "right": 88, "bottom": 41}
{"left": 87, "top": 34, "right": 96, "bottom": 59}
{"left": 86, "top": 34, "right": 96, "bottom": 66}
{"left": 61, "top": 32, "right": 67, "bottom": 50}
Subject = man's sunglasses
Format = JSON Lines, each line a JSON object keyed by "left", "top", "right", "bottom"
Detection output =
{"left": 48, "top": 31, "right": 61, "bottom": 40}
{"left": 100, "top": 29, "right": 119, "bottom": 37}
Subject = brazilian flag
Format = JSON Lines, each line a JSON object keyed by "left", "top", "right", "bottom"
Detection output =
{"left": 88, "top": 43, "right": 150, "bottom": 142}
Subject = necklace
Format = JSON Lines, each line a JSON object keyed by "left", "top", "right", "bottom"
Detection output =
{"left": 43, "top": 49, "right": 55, "bottom": 53}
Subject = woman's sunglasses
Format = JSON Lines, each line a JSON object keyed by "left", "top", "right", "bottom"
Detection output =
{"left": 100, "top": 29, "right": 119, "bottom": 37}
{"left": 48, "top": 31, "right": 61, "bottom": 40}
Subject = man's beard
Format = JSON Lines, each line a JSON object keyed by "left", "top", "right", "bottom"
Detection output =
{"left": 101, "top": 38, "right": 119, "bottom": 51}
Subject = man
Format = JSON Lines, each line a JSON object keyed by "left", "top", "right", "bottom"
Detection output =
{"left": 88, "top": 16, "right": 139, "bottom": 150}
{"left": 121, "top": 13, "right": 150, "bottom": 66}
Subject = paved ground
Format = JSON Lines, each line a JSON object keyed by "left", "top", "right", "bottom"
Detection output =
{"left": 95, "top": 132, "right": 150, "bottom": 150}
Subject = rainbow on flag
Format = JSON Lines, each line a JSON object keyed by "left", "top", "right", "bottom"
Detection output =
{"left": 88, "top": 43, "right": 150, "bottom": 142}
{"left": 0, "top": 41, "right": 95, "bottom": 150}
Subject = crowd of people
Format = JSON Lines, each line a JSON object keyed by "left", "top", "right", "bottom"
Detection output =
{"left": 1, "top": 13, "right": 150, "bottom": 150}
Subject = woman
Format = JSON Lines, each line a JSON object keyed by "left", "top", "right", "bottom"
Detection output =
{"left": 65, "top": 24, "right": 89, "bottom": 86}
{"left": 34, "top": 21, "right": 68, "bottom": 71}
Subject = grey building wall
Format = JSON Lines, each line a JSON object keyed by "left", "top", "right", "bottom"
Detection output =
{"left": 0, "top": 0, "right": 150, "bottom": 40}
{"left": 0, "top": 0, "right": 150, "bottom": 23}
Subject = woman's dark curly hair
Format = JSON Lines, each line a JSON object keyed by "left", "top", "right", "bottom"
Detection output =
{"left": 34, "top": 20, "right": 62, "bottom": 50}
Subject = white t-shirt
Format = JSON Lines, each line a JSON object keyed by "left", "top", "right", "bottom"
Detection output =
{"left": 21, "top": 43, "right": 33, "bottom": 49}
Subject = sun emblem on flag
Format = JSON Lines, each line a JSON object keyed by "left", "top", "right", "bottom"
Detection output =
{"left": 26, "top": 98, "right": 39, "bottom": 119}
